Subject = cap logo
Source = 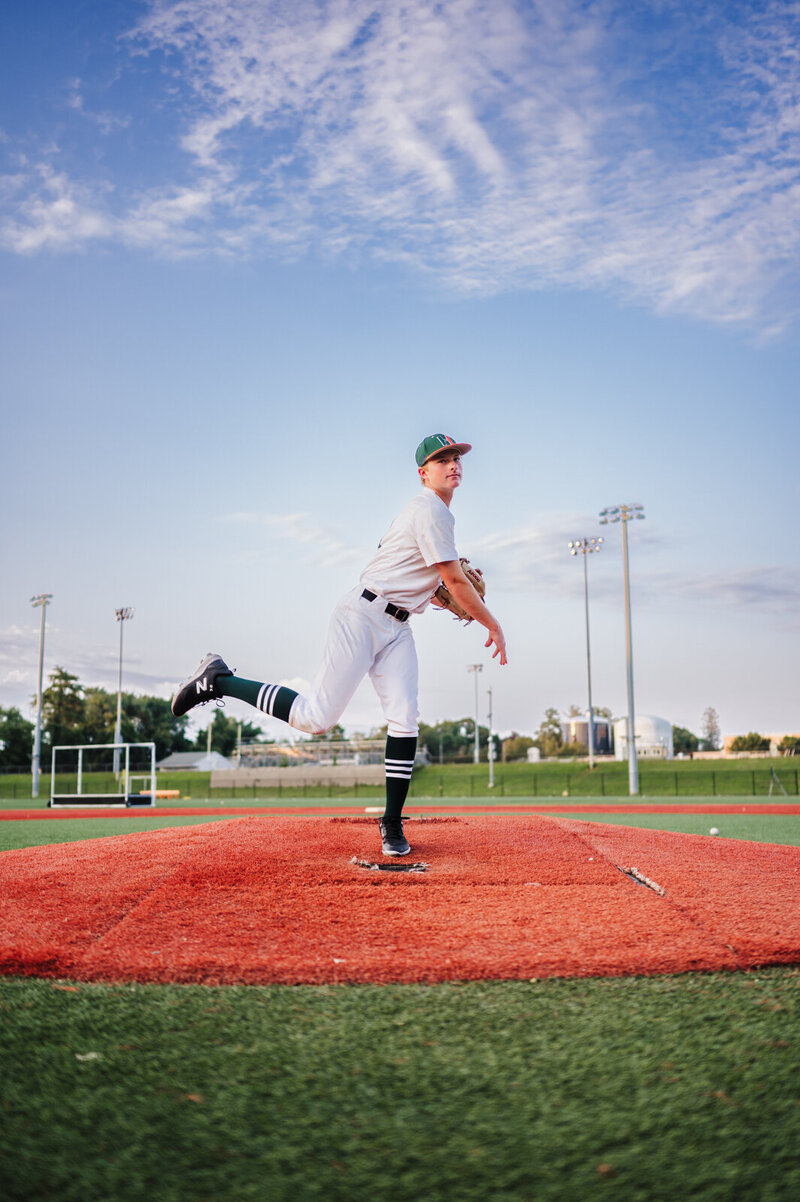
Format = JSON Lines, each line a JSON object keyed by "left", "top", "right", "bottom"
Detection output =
{"left": 415, "top": 433, "right": 471, "bottom": 467}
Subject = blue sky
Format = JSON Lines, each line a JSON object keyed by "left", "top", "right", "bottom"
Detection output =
{"left": 1, "top": 0, "right": 798, "bottom": 745}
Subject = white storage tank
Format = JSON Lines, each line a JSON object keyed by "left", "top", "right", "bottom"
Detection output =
{"left": 613, "top": 715, "right": 673, "bottom": 760}
{"left": 560, "top": 716, "right": 613, "bottom": 755}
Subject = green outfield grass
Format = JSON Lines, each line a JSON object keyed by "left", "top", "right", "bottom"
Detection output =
{"left": 1, "top": 969, "right": 798, "bottom": 1202}
{"left": 1, "top": 757, "right": 798, "bottom": 806}
{"left": 0, "top": 814, "right": 237, "bottom": 852}
{"left": 2, "top": 778, "right": 798, "bottom": 1199}
{"left": 1, "top": 810, "right": 799, "bottom": 853}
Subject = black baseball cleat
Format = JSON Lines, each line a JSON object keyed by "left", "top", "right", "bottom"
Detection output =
{"left": 171, "top": 653, "right": 233, "bottom": 717}
{"left": 379, "top": 817, "right": 411, "bottom": 856}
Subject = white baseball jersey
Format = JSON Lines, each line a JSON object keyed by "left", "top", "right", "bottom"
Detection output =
{"left": 360, "top": 488, "right": 458, "bottom": 613}
{"left": 286, "top": 485, "right": 459, "bottom": 739}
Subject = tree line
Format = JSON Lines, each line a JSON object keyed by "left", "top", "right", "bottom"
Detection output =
{"left": 2, "top": 673, "right": 795, "bottom": 770}
{"left": 0, "top": 666, "right": 266, "bottom": 768}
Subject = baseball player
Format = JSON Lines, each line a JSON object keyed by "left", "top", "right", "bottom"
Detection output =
{"left": 172, "top": 434, "right": 507, "bottom": 856}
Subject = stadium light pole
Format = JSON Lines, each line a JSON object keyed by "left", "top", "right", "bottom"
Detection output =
{"left": 567, "top": 538, "right": 603, "bottom": 769}
{"left": 467, "top": 664, "right": 483, "bottom": 764}
{"left": 30, "top": 593, "right": 52, "bottom": 799}
{"left": 487, "top": 685, "right": 495, "bottom": 789}
{"left": 599, "top": 505, "right": 645, "bottom": 795}
{"left": 114, "top": 607, "right": 135, "bottom": 775}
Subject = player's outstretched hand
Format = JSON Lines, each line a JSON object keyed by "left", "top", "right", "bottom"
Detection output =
{"left": 485, "top": 624, "right": 508, "bottom": 665}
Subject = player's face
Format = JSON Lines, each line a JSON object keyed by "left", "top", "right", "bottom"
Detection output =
{"left": 420, "top": 452, "right": 462, "bottom": 492}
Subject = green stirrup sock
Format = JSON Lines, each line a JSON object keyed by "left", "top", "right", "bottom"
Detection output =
{"left": 218, "top": 675, "right": 298, "bottom": 723}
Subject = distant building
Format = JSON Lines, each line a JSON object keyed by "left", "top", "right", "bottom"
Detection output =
{"left": 560, "top": 716, "right": 613, "bottom": 755}
{"left": 723, "top": 732, "right": 800, "bottom": 754}
{"left": 157, "top": 751, "right": 235, "bottom": 772}
{"left": 235, "top": 739, "right": 430, "bottom": 768}
{"left": 613, "top": 715, "right": 673, "bottom": 760}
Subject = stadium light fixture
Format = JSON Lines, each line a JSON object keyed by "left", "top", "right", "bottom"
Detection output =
{"left": 30, "top": 593, "right": 52, "bottom": 799}
{"left": 567, "top": 537, "right": 603, "bottom": 769}
{"left": 114, "top": 607, "right": 135, "bottom": 776}
{"left": 467, "top": 663, "right": 483, "bottom": 764}
{"left": 599, "top": 505, "right": 645, "bottom": 795}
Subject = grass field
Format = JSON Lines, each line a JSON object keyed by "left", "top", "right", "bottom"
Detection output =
{"left": 3, "top": 777, "right": 799, "bottom": 1200}
{"left": 2, "top": 757, "right": 798, "bottom": 804}
{"left": 2, "top": 969, "right": 798, "bottom": 1201}
{"left": 1, "top": 810, "right": 799, "bottom": 852}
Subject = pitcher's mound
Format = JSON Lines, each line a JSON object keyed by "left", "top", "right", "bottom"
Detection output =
{"left": 1, "top": 816, "right": 798, "bottom": 985}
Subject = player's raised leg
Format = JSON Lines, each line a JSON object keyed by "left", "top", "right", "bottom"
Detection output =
{"left": 171, "top": 590, "right": 379, "bottom": 733}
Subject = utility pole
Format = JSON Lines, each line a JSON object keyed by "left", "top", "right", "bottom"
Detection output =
{"left": 487, "top": 685, "right": 495, "bottom": 789}
{"left": 113, "top": 608, "right": 135, "bottom": 776}
{"left": 467, "top": 664, "right": 483, "bottom": 764}
{"left": 30, "top": 593, "right": 52, "bottom": 799}
{"left": 568, "top": 538, "right": 603, "bottom": 768}
{"left": 599, "top": 505, "right": 645, "bottom": 795}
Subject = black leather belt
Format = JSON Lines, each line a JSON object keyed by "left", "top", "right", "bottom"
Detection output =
{"left": 361, "top": 588, "right": 410, "bottom": 623}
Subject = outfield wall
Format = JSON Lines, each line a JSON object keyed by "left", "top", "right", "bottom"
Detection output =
{"left": 211, "top": 765, "right": 385, "bottom": 788}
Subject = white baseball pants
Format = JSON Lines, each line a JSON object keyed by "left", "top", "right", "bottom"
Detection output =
{"left": 287, "top": 586, "right": 419, "bottom": 738}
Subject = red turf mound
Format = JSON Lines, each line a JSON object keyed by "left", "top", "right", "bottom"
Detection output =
{"left": 1, "top": 816, "right": 797, "bottom": 985}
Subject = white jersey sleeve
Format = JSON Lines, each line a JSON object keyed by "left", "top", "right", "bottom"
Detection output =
{"left": 359, "top": 488, "right": 458, "bottom": 613}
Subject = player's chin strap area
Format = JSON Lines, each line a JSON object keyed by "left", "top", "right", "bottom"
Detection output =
{"left": 360, "top": 589, "right": 410, "bottom": 623}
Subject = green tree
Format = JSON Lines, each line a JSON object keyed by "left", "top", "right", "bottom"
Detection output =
{"left": 672, "top": 725, "right": 699, "bottom": 755}
{"left": 81, "top": 688, "right": 192, "bottom": 759}
{"left": 197, "top": 710, "right": 264, "bottom": 757}
{"left": 0, "top": 707, "right": 35, "bottom": 769}
{"left": 778, "top": 736, "right": 800, "bottom": 756}
{"left": 729, "top": 732, "right": 770, "bottom": 752}
{"left": 83, "top": 688, "right": 118, "bottom": 744}
{"left": 126, "top": 694, "right": 192, "bottom": 759}
{"left": 40, "top": 667, "right": 85, "bottom": 749}
{"left": 701, "top": 706, "right": 721, "bottom": 751}
{"left": 535, "top": 708, "right": 563, "bottom": 757}
{"left": 557, "top": 740, "right": 587, "bottom": 758}
{"left": 418, "top": 719, "right": 489, "bottom": 762}
{"left": 501, "top": 734, "right": 534, "bottom": 762}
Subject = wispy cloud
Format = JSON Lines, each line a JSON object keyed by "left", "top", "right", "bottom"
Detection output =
{"left": 637, "top": 566, "right": 800, "bottom": 619}
{"left": 1, "top": 0, "right": 798, "bottom": 331}
{"left": 0, "top": 620, "right": 187, "bottom": 711}
{"left": 67, "top": 78, "right": 130, "bottom": 135}
{"left": 468, "top": 514, "right": 800, "bottom": 620}
{"left": 222, "top": 510, "right": 364, "bottom": 568}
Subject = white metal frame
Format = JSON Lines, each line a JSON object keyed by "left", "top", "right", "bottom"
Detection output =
{"left": 49, "top": 742, "right": 156, "bottom": 807}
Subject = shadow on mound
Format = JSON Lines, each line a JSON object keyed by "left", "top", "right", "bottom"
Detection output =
{"left": 1, "top": 816, "right": 798, "bottom": 986}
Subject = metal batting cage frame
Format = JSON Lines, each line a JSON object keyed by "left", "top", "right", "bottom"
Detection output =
{"left": 49, "top": 742, "right": 157, "bottom": 808}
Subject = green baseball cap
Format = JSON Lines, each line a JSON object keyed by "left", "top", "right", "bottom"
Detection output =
{"left": 415, "top": 434, "right": 472, "bottom": 467}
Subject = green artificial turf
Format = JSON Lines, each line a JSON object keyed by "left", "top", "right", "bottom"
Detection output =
{"left": 544, "top": 812, "right": 800, "bottom": 846}
{"left": 1, "top": 810, "right": 798, "bottom": 853}
{"left": 2, "top": 757, "right": 798, "bottom": 806}
{"left": 1, "top": 970, "right": 798, "bottom": 1202}
{"left": 0, "top": 814, "right": 238, "bottom": 852}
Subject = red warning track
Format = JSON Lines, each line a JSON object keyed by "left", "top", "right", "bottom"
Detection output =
{"left": 1, "top": 816, "right": 798, "bottom": 986}
{"left": 3, "top": 803, "right": 800, "bottom": 820}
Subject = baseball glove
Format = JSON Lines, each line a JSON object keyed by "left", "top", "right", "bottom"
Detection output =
{"left": 432, "top": 558, "right": 486, "bottom": 623}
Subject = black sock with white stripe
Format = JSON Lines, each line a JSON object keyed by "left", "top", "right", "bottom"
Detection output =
{"left": 217, "top": 674, "right": 298, "bottom": 722}
{"left": 383, "top": 735, "right": 417, "bottom": 821}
